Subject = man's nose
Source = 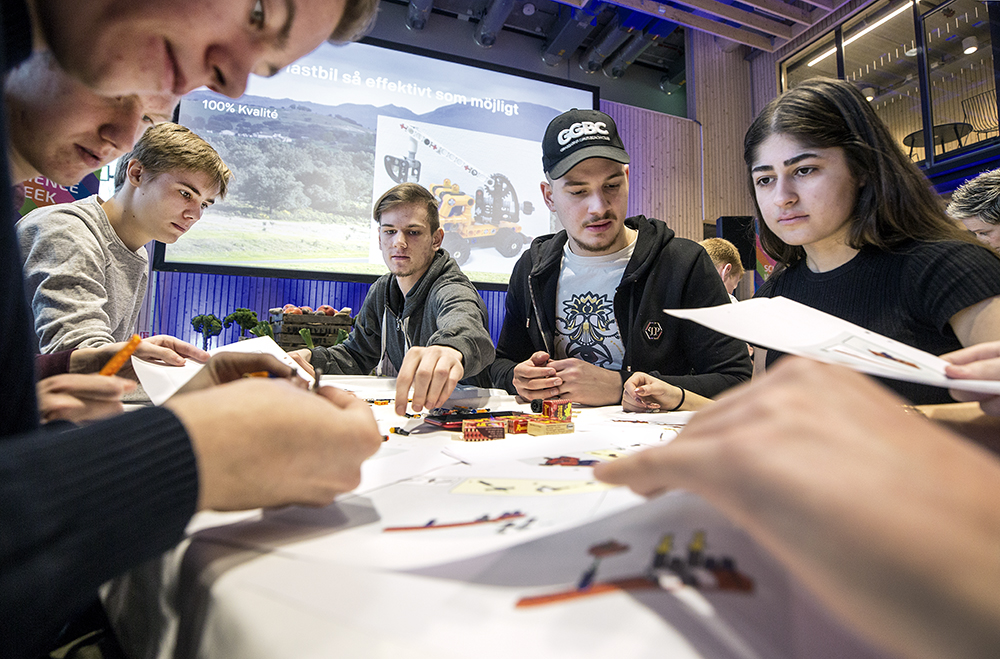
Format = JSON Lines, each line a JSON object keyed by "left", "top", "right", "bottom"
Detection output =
{"left": 100, "top": 98, "right": 145, "bottom": 152}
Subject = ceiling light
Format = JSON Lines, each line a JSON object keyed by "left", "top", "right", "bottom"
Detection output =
{"left": 808, "top": 1, "right": 914, "bottom": 67}
{"left": 862, "top": 87, "right": 875, "bottom": 101}
{"left": 963, "top": 36, "right": 978, "bottom": 55}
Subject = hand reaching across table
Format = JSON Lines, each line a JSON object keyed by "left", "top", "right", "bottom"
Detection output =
{"left": 595, "top": 357, "right": 1000, "bottom": 659}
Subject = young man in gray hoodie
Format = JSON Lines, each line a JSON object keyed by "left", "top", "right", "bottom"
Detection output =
{"left": 17, "top": 122, "right": 231, "bottom": 354}
{"left": 293, "top": 183, "right": 495, "bottom": 416}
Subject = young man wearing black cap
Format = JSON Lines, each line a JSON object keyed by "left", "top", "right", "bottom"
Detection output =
{"left": 489, "top": 109, "right": 752, "bottom": 406}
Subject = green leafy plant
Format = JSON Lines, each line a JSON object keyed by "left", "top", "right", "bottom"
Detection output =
{"left": 190, "top": 314, "right": 223, "bottom": 351}
{"left": 249, "top": 321, "right": 274, "bottom": 340}
{"left": 223, "top": 308, "right": 260, "bottom": 337}
{"left": 299, "top": 327, "right": 315, "bottom": 349}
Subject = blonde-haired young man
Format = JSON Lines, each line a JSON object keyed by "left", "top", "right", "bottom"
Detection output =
{"left": 17, "top": 122, "right": 232, "bottom": 353}
{"left": 699, "top": 237, "right": 744, "bottom": 299}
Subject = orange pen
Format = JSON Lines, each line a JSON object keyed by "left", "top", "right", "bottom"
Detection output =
{"left": 99, "top": 334, "right": 142, "bottom": 376}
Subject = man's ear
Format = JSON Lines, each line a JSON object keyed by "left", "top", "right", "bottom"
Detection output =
{"left": 432, "top": 227, "right": 444, "bottom": 250}
{"left": 126, "top": 159, "right": 143, "bottom": 188}
{"left": 720, "top": 262, "right": 732, "bottom": 279}
{"left": 540, "top": 180, "right": 555, "bottom": 212}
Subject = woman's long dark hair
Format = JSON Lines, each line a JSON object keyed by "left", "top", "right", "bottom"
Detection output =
{"left": 745, "top": 78, "right": 979, "bottom": 267}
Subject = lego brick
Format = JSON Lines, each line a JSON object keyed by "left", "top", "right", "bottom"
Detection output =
{"left": 461, "top": 419, "right": 507, "bottom": 441}
{"left": 542, "top": 399, "right": 572, "bottom": 421}
{"left": 526, "top": 419, "right": 575, "bottom": 436}
{"left": 505, "top": 416, "right": 530, "bottom": 434}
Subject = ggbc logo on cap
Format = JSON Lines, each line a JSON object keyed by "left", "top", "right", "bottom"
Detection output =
{"left": 558, "top": 121, "right": 609, "bottom": 146}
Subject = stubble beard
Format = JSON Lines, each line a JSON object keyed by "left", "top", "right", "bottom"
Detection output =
{"left": 574, "top": 214, "right": 623, "bottom": 254}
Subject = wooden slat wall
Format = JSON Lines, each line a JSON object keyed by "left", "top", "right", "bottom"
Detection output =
{"left": 601, "top": 99, "right": 705, "bottom": 241}
{"left": 686, "top": 30, "right": 756, "bottom": 224}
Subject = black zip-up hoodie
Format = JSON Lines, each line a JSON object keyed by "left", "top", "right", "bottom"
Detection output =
{"left": 489, "top": 216, "right": 752, "bottom": 399}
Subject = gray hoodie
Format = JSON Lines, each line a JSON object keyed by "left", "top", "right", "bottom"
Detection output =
{"left": 311, "top": 249, "right": 494, "bottom": 384}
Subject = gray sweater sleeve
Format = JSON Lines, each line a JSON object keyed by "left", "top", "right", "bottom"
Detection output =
{"left": 424, "top": 281, "right": 495, "bottom": 378}
{"left": 17, "top": 201, "right": 147, "bottom": 353}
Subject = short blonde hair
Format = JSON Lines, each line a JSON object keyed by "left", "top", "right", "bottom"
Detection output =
{"left": 699, "top": 237, "right": 745, "bottom": 279}
{"left": 114, "top": 123, "right": 232, "bottom": 199}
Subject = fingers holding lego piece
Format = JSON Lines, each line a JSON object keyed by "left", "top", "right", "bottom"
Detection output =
{"left": 395, "top": 345, "right": 464, "bottom": 415}
{"left": 547, "top": 358, "right": 623, "bottom": 406}
{"left": 512, "top": 351, "right": 561, "bottom": 401}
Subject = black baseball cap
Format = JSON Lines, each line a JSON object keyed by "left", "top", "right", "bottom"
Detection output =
{"left": 541, "top": 109, "right": 630, "bottom": 180}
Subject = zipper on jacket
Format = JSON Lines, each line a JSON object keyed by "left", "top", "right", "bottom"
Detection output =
{"left": 527, "top": 274, "right": 553, "bottom": 355}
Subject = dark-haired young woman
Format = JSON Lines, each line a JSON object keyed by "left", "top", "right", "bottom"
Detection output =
{"left": 749, "top": 78, "right": 1000, "bottom": 404}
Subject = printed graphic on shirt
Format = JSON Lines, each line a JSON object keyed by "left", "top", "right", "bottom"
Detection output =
{"left": 556, "top": 292, "right": 623, "bottom": 368}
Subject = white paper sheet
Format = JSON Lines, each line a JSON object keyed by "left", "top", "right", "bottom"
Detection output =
{"left": 212, "top": 493, "right": 880, "bottom": 659}
{"left": 191, "top": 460, "right": 646, "bottom": 570}
{"left": 665, "top": 297, "right": 1000, "bottom": 395}
{"left": 131, "top": 336, "right": 313, "bottom": 405}
{"left": 610, "top": 410, "right": 696, "bottom": 425}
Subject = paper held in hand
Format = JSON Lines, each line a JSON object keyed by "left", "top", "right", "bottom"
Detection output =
{"left": 664, "top": 296, "right": 1000, "bottom": 396}
{"left": 130, "top": 336, "right": 314, "bottom": 405}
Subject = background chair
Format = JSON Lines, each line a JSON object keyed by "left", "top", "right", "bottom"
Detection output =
{"left": 962, "top": 88, "right": 999, "bottom": 139}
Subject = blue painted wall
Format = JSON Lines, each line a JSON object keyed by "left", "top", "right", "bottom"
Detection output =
{"left": 146, "top": 270, "right": 507, "bottom": 349}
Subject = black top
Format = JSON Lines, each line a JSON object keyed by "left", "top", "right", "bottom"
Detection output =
{"left": 755, "top": 241, "right": 1000, "bottom": 404}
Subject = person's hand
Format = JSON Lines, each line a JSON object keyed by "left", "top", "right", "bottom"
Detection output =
{"left": 547, "top": 357, "right": 623, "bottom": 405}
{"left": 942, "top": 341, "right": 1000, "bottom": 416}
{"left": 622, "top": 372, "right": 712, "bottom": 412}
{"left": 622, "top": 372, "right": 682, "bottom": 412}
{"left": 288, "top": 348, "right": 315, "bottom": 378}
{"left": 394, "top": 345, "right": 464, "bottom": 415}
{"left": 164, "top": 379, "right": 384, "bottom": 510}
{"left": 173, "top": 353, "right": 308, "bottom": 396}
{"left": 70, "top": 335, "right": 210, "bottom": 379}
{"left": 595, "top": 358, "right": 1000, "bottom": 659}
{"left": 37, "top": 373, "right": 135, "bottom": 423}
{"left": 136, "top": 334, "right": 210, "bottom": 364}
{"left": 512, "top": 351, "right": 561, "bottom": 401}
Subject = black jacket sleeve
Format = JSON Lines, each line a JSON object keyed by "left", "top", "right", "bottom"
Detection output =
{"left": 489, "top": 255, "right": 534, "bottom": 393}
{"left": 0, "top": 408, "right": 198, "bottom": 659}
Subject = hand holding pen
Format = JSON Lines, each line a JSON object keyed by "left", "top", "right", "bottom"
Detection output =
{"left": 174, "top": 353, "right": 309, "bottom": 396}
